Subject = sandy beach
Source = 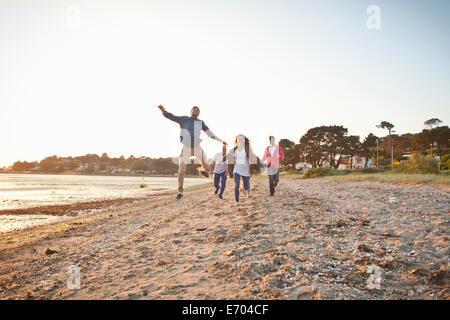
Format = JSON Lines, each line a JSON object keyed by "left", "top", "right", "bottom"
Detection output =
{"left": 0, "top": 178, "right": 448, "bottom": 300}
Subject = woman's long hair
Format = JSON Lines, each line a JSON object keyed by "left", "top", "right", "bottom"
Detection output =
{"left": 226, "top": 134, "right": 261, "bottom": 176}
{"left": 234, "top": 134, "right": 250, "bottom": 164}
{"left": 222, "top": 144, "right": 227, "bottom": 163}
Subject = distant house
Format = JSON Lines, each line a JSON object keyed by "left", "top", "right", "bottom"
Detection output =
{"left": 361, "top": 157, "right": 375, "bottom": 168}
{"left": 75, "top": 163, "right": 89, "bottom": 172}
{"left": 295, "top": 162, "right": 311, "bottom": 171}
{"left": 321, "top": 160, "right": 331, "bottom": 168}
{"left": 338, "top": 156, "right": 375, "bottom": 170}
{"left": 107, "top": 166, "right": 123, "bottom": 174}
{"left": 338, "top": 159, "right": 351, "bottom": 170}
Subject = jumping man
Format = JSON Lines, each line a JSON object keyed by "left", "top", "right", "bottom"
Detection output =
{"left": 157, "top": 105, "right": 227, "bottom": 200}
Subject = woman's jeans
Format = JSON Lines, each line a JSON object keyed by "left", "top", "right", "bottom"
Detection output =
{"left": 234, "top": 173, "right": 250, "bottom": 202}
{"left": 214, "top": 171, "right": 227, "bottom": 196}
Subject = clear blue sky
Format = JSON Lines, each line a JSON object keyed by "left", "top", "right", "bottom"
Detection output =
{"left": 1, "top": 0, "right": 449, "bottom": 166}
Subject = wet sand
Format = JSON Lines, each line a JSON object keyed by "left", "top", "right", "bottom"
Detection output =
{"left": 0, "top": 174, "right": 205, "bottom": 212}
{"left": 0, "top": 197, "right": 145, "bottom": 233}
{"left": 0, "top": 178, "right": 448, "bottom": 300}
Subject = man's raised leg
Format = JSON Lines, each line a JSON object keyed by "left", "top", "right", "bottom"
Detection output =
{"left": 194, "top": 144, "right": 210, "bottom": 177}
{"left": 177, "top": 148, "right": 187, "bottom": 199}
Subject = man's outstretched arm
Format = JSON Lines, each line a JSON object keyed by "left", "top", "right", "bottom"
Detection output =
{"left": 202, "top": 121, "right": 227, "bottom": 146}
{"left": 157, "top": 105, "right": 182, "bottom": 124}
{"left": 205, "top": 129, "right": 226, "bottom": 144}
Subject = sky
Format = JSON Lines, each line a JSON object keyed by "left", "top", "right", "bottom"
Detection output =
{"left": 1, "top": 0, "right": 449, "bottom": 167}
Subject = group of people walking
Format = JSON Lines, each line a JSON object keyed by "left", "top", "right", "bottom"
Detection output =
{"left": 158, "top": 105, "right": 285, "bottom": 206}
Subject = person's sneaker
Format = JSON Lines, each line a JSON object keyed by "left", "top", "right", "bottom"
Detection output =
{"left": 218, "top": 194, "right": 223, "bottom": 199}
{"left": 214, "top": 187, "right": 219, "bottom": 195}
{"left": 233, "top": 201, "right": 239, "bottom": 207}
{"left": 175, "top": 193, "right": 183, "bottom": 200}
{"left": 200, "top": 170, "right": 209, "bottom": 178}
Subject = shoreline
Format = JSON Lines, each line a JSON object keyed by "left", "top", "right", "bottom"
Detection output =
{"left": 0, "top": 181, "right": 212, "bottom": 217}
{"left": 0, "top": 172, "right": 204, "bottom": 179}
{"left": 0, "top": 179, "right": 448, "bottom": 300}
{"left": 0, "top": 182, "right": 212, "bottom": 234}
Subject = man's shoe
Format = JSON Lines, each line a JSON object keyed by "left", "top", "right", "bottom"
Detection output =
{"left": 218, "top": 194, "right": 223, "bottom": 199}
{"left": 214, "top": 187, "right": 219, "bottom": 195}
{"left": 175, "top": 193, "right": 183, "bottom": 200}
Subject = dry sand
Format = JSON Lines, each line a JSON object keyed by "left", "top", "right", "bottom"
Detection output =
{"left": 0, "top": 178, "right": 448, "bottom": 300}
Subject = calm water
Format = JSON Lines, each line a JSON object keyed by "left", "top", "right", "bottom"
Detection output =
{"left": 0, "top": 174, "right": 207, "bottom": 232}
{"left": 0, "top": 173, "right": 206, "bottom": 211}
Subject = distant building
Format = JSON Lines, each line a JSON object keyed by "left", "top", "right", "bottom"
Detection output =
{"left": 295, "top": 162, "right": 311, "bottom": 171}
{"left": 106, "top": 166, "right": 124, "bottom": 174}
{"left": 75, "top": 163, "right": 89, "bottom": 172}
{"left": 338, "top": 156, "right": 375, "bottom": 170}
{"left": 361, "top": 157, "right": 375, "bottom": 168}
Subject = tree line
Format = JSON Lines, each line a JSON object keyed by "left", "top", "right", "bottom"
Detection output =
{"left": 279, "top": 118, "right": 449, "bottom": 170}
{"left": 4, "top": 153, "right": 179, "bottom": 175}
{"left": 3, "top": 119, "right": 448, "bottom": 174}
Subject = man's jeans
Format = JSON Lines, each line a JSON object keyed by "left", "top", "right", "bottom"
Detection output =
{"left": 234, "top": 173, "right": 250, "bottom": 202}
{"left": 214, "top": 171, "right": 227, "bottom": 196}
{"left": 178, "top": 145, "right": 209, "bottom": 193}
{"left": 268, "top": 167, "right": 280, "bottom": 195}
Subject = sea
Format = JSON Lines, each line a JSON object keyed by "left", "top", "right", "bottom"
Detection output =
{"left": 0, "top": 173, "right": 207, "bottom": 232}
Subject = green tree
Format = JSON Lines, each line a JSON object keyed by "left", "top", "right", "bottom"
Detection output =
{"left": 391, "top": 134, "right": 412, "bottom": 160}
{"left": 151, "top": 158, "right": 177, "bottom": 174}
{"left": 299, "top": 127, "right": 326, "bottom": 168}
{"left": 86, "top": 163, "right": 96, "bottom": 174}
{"left": 424, "top": 118, "right": 443, "bottom": 130}
{"left": 40, "top": 156, "right": 59, "bottom": 172}
{"left": 376, "top": 121, "right": 395, "bottom": 166}
{"left": 344, "top": 135, "right": 361, "bottom": 169}
{"left": 427, "top": 126, "right": 449, "bottom": 149}
{"left": 132, "top": 158, "right": 152, "bottom": 173}
{"left": 101, "top": 153, "right": 109, "bottom": 161}
{"left": 12, "top": 161, "right": 36, "bottom": 172}
{"left": 361, "top": 133, "right": 379, "bottom": 167}
{"left": 411, "top": 126, "right": 450, "bottom": 152}
{"left": 299, "top": 125, "right": 349, "bottom": 169}
{"left": 65, "top": 160, "right": 81, "bottom": 171}
{"left": 279, "top": 139, "right": 298, "bottom": 170}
